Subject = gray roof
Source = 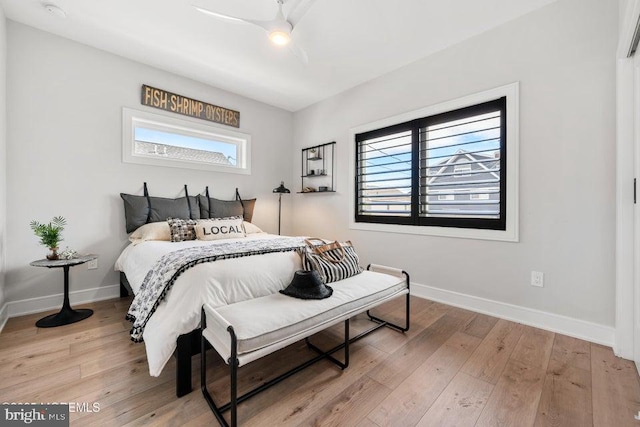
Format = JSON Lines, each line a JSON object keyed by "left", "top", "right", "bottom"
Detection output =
{"left": 135, "top": 141, "right": 232, "bottom": 165}
{"left": 428, "top": 150, "right": 499, "bottom": 186}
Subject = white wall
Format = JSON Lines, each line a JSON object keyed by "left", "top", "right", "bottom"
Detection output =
{"left": 5, "top": 22, "right": 293, "bottom": 303}
{"left": 0, "top": 7, "right": 7, "bottom": 324}
{"left": 621, "top": 0, "right": 632, "bottom": 32}
{"left": 292, "top": 0, "right": 618, "bottom": 328}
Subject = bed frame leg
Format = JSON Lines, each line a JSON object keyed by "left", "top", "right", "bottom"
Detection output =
{"left": 119, "top": 272, "right": 131, "bottom": 297}
{"left": 176, "top": 334, "right": 192, "bottom": 397}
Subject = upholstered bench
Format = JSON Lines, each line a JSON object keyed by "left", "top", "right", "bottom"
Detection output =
{"left": 200, "top": 264, "right": 410, "bottom": 427}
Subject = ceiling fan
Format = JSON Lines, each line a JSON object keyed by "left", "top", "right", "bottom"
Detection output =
{"left": 193, "top": 0, "right": 317, "bottom": 64}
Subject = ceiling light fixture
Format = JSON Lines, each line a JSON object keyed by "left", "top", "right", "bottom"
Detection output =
{"left": 194, "top": 0, "right": 314, "bottom": 63}
{"left": 43, "top": 3, "right": 67, "bottom": 19}
{"left": 269, "top": 30, "right": 291, "bottom": 46}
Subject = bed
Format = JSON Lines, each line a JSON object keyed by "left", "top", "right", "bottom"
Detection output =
{"left": 116, "top": 185, "right": 309, "bottom": 396}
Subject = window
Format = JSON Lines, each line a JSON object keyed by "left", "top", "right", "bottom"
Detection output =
{"left": 453, "top": 165, "right": 472, "bottom": 176}
{"left": 351, "top": 83, "right": 518, "bottom": 241}
{"left": 123, "top": 108, "right": 251, "bottom": 174}
{"left": 470, "top": 193, "right": 490, "bottom": 200}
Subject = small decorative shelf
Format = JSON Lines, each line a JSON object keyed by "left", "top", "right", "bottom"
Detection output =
{"left": 299, "top": 142, "right": 336, "bottom": 194}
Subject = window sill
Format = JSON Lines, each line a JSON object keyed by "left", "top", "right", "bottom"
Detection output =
{"left": 349, "top": 220, "right": 518, "bottom": 242}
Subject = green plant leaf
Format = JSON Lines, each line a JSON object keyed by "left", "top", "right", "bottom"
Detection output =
{"left": 30, "top": 216, "right": 66, "bottom": 249}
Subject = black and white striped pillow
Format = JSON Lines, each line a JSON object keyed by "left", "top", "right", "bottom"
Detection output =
{"left": 302, "top": 241, "right": 363, "bottom": 284}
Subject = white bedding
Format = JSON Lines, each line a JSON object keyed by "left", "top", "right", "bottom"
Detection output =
{"left": 115, "top": 233, "right": 302, "bottom": 376}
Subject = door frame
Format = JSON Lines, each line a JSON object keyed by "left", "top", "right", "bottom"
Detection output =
{"left": 616, "top": 0, "right": 640, "bottom": 365}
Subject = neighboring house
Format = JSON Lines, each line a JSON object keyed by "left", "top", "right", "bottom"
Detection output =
{"left": 425, "top": 149, "right": 500, "bottom": 217}
{"left": 361, "top": 187, "right": 411, "bottom": 214}
{"left": 360, "top": 149, "right": 500, "bottom": 216}
{"left": 135, "top": 141, "right": 232, "bottom": 166}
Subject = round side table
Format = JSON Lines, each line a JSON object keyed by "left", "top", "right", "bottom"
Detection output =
{"left": 30, "top": 254, "right": 98, "bottom": 328}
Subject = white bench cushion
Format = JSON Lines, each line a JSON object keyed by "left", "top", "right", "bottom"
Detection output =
{"left": 202, "top": 270, "right": 407, "bottom": 366}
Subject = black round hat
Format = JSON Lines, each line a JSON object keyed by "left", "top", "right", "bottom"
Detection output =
{"left": 280, "top": 270, "right": 333, "bottom": 300}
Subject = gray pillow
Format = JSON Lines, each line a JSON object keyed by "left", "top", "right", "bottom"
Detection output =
{"left": 149, "top": 196, "right": 200, "bottom": 223}
{"left": 197, "top": 194, "right": 210, "bottom": 219}
{"left": 198, "top": 195, "right": 244, "bottom": 219}
{"left": 121, "top": 194, "right": 150, "bottom": 233}
{"left": 121, "top": 193, "right": 200, "bottom": 233}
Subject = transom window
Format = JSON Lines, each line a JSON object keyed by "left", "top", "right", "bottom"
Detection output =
{"left": 355, "top": 96, "right": 511, "bottom": 232}
{"left": 123, "top": 108, "right": 251, "bottom": 174}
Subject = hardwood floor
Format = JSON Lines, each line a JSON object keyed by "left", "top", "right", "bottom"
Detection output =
{"left": 1, "top": 296, "right": 639, "bottom": 426}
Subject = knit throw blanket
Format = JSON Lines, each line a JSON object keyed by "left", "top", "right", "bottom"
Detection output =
{"left": 126, "top": 236, "right": 306, "bottom": 342}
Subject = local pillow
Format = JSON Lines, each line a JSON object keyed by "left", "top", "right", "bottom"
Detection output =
{"left": 195, "top": 217, "right": 245, "bottom": 241}
{"left": 167, "top": 218, "right": 198, "bottom": 242}
{"left": 129, "top": 221, "right": 171, "bottom": 245}
{"left": 242, "top": 221, "right": 263, "bottom": 234}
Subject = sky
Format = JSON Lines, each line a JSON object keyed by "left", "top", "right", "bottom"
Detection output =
{"left": 135, "top": 127, "right": 238, "bottom": 164}
{"left": 361, "top": 111, "right": 501, "bottom": 191}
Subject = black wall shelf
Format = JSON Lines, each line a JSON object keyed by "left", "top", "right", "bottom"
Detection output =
{"left": 299, "top": 142, "right": 336, "bottom": 194}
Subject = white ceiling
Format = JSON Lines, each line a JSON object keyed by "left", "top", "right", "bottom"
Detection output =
{"left": 0, "top": 0, "right": 557, "bottom": 111}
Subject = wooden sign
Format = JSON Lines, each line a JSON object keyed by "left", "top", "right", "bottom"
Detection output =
{"left": 141, "top": 84, "right": 240, "bottom": 128}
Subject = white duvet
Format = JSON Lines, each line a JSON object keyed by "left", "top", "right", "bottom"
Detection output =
{"left": 115, "top": 233, "right": 302, "bottom": 376}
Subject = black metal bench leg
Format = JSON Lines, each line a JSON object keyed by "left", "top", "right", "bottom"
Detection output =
{"left": 230, "top": 355, "right": 238, "bottom": 427}
{"left": 344, "top": 318, "right": 350, "bottom": 368}
{"left": 305, "top": 319, "right": 350, "bottom": 369}
{"left": 365, "top": 268, "right": 411, "bottom": 333}
{"left": 201, "top": 309, "right": 231, "bottom": 427}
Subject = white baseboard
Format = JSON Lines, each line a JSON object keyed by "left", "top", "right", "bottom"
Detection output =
{"left": 5, "top": 284, "right": 121, "bottom": 319}
{"left": 0, "top": 302, "right": 8, "bottom": 334}
{"left": 411, "top": 282, "right": 615, "bottom": 348}
{"left": 1, "top": 281, "right": 616, "bottom": 349}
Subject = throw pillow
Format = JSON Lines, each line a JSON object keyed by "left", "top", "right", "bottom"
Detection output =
{"left": 238, "top": 198, "right": 256, "bottom": 222}
{"left": 129, "top": 221, "right": 171, "bottom": 245}
{"left": 242, "top": 221, "right": 263, "bottom": 234}
{"left": 197, "top": 195, "right": 244, "bottom": 219}
{"left": 195, "top": 217, "right": 245, "bottom": 241}
{"left": 121, "top": 193, "right": 150, "bottom": 233}
{"left": 167, "top": 218, "right": 198, "bottom": 242}
{"left": 149, "top": 196, "right": 200, "bottom": 223}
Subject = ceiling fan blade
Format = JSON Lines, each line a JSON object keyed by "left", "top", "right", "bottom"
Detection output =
{"left": 193, "top": 5, "right": 273, "bottom": 31}
{"left": 288, "top": 41, "right": 309, "bottom": 64}
{"left": 193, "top": 6, "right": 248, "bottom": 24}
{"left": 286, "top": 0, "right": 318, "bottom": 29}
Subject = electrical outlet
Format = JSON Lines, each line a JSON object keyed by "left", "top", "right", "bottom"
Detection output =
{"left": 88, "top": 259, "right": 98, "bottom": 270}
{"left": 531, "top": 271, "right": 544, "bottom": 287}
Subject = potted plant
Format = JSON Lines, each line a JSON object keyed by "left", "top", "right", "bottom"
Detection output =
{"left": 30, "top": 216, "right": 67, "bottom": 260}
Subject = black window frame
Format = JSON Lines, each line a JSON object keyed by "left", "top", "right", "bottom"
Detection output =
{"left": 355, "top": 97, "right": 507, "bottom": 231}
